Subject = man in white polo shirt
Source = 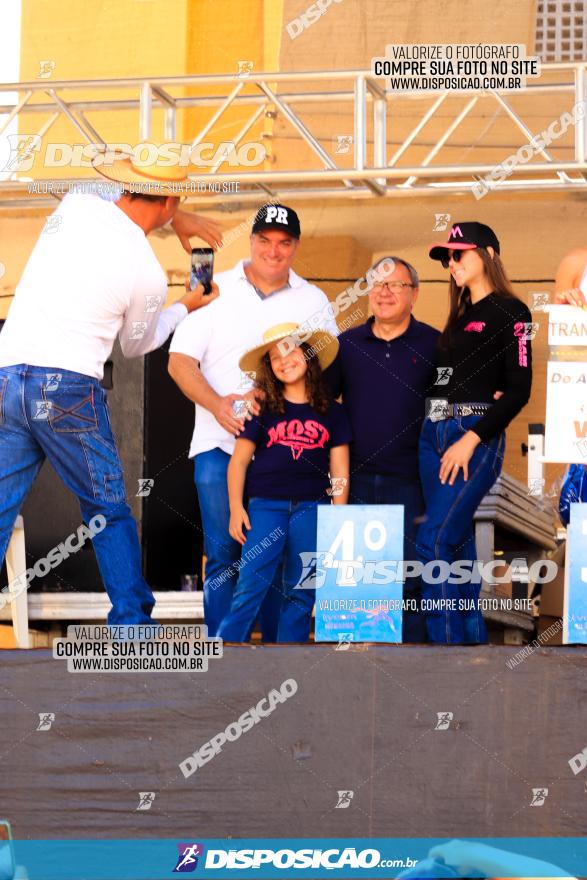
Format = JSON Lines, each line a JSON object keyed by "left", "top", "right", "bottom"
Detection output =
{"left": 0, "top": 152, "right": 221, "bottom": 625}
{"left": 169, "top": 203, "right": 338, "bottom": 637}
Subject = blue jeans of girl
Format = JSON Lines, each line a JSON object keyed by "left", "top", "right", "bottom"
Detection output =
{"left": 217, "top": 497, "right": 324, "bottom": 643}
{"left": 416, "top": 414, "right": 505, "bottom": 644}
{"left": 194, "top": 449, "right": 283, "bottom": 639}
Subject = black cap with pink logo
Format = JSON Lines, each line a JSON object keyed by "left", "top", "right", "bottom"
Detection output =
{"left": 429, "top": 221, "right": 500, "bottom": 261}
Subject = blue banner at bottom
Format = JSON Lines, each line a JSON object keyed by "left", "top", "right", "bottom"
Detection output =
{"left": 4, "top": 838, "right": 587, "bottom": 879}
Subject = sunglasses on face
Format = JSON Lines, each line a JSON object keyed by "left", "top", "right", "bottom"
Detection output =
{"left": 440, "top": 249, "right": 464, "bottom": 269}
{"left": 440, "top": 246, "right": 486, "bottom": 269}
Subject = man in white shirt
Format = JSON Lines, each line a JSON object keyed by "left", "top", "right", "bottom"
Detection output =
{"left": 0, "top": 154, "right": 221, "bottom": 625}
{"left": 169, "top": 203, "right": 338, "bottom": 637}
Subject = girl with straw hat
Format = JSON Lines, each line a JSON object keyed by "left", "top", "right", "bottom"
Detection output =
{"left": 217, "top": 323, "right": 352, "bottom": 642}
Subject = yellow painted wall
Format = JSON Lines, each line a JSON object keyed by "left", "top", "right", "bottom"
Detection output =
{"left": 17, "top": 0, "right": 283, "bottom": 179}
{"left": 20, "top": 0, "right": 189, "bottom": 81}
{"left": 18, "top": 0, "right": 190, "bottom": 178}
{"left": 182, "top": 0, "right": 281, "bottom": 170}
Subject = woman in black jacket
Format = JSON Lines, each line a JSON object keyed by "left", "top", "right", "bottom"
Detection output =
{"left": 417, "top": 222, "right": 533, "bottom": 644}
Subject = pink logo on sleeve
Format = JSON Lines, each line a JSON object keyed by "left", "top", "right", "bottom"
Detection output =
{"left": 464, "top": 321, "right": 486, "bottom": 332}
{"left": 513, "top": 322, "right": 529, "bottom": 366}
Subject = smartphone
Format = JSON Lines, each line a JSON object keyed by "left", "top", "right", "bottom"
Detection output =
{"left": 190, "top": 247, "right": 214, "bottom": 294}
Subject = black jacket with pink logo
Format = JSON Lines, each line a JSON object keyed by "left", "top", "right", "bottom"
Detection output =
{"left": 240, "top": 399, "right": 353, "bottom": 500}
{"left": 437, "top": 292, "right": 533, "bottom": 442}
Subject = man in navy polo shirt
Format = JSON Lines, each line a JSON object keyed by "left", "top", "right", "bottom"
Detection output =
{"left": 326, "top": 256, "right": 439, "bottom": 642}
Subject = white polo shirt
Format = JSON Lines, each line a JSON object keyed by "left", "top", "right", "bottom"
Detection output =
{"left": 169, "top": 259, "right": 338, "bottom": 457}
{"left": 0, "top": 192, "right": 187, "bottom": 380}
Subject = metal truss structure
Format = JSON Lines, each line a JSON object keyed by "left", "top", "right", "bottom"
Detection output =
{"left": 1, "top": 63, "right": 587, "bottom": 209}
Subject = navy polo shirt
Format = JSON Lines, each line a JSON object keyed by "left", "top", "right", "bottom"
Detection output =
{"left": 325, "top": 316, "right": 440, "bottom": 479}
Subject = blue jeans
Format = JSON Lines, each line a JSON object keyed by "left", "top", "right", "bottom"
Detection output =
{"left": 0, "top": 365, "right": 154, "bottom": 624}
{"left": 350, "top": 471, "right": 428, "bottom": 643}
{"left": 217, "top": 497, "right": 322, "bottom": 643}
{"left": 194, "top": 449, "right": 282, "bottom": 639}
{"left": 416, "top": 414, "right": 505, "bottom": 644}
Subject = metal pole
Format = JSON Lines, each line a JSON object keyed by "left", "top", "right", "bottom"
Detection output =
{"left": 372, "top": 90, "right": 387, "bottom": 189}
{"left": 492, "top": 90, "right": 571, "bottom": 184}
{"left": 151, "top": 86, "right": 177, "bottom": 141}
{"left": 402, "top": 96, "right": 478, "bottom": 187}
{"left": 388, "top": 92, "right": 448, "bottom": 167}
{"left": 0, "top": 90, "right": 32, "bottom": 139}
{"left": 256, "top": 81, "right": 354, "bottom": 190}
{"left": 209, "top": 105, "right": 265, "bottom": 173}
{"left": 191, "top": 82, "right": 244, "bottom": 146}
{"left": 7, "top": 111, "right": 60, "bottom": 180}
{"left": 139, "top": 82, "right": 151, "bottom": 141}
{"left": 75, "top": 110, "right": 103, "bottom": 144}
{"left": 164, "top": 108, "right": 176, "bottom": 141}
{"left": 44, "top": 89, "right": 99, "bottom": 143}
{"left": 354, "top": 75, "right": 366, "bottom": 171}
{"left": 576, "top": 64, "right": 586, "bottom": 165}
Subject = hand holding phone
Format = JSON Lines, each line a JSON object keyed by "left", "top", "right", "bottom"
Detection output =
{"left": 190, "top": 247, "right": 214, "bottom": 294}
{"left": 180, "top": 280, "right": 219, "bottom": 313}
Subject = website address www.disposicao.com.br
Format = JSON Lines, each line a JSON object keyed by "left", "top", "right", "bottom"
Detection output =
{"left": 199, "top": 848, "right": 417, "bottom": 871}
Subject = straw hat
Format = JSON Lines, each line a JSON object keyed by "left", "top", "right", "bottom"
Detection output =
{"left": 239, "top": 322, "right": 339, "bottom": 376}
{"left": 92, "top": 146, "right": 198, "bottom": 195}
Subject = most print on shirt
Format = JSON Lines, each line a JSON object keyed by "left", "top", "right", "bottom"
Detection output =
{"left": 241, "top": 400, "right": 352, "bottom": 500}
{"left": 267, "top": 416, "right": 329, "bottom": 460}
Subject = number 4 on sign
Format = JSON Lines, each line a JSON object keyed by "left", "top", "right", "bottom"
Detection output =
{"left": 325, "top": 519, "right": 387, "bottom": 586}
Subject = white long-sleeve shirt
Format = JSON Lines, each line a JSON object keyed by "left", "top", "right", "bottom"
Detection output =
{"left": 0, "top": 192, "right": 186, "bottom": 379}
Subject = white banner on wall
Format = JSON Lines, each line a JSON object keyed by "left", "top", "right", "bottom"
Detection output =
{"left": 545, "top": 305, "right": 587, "bottom": 463}
{"left": 548, "top": 304, "right": 587, "bottom": 347}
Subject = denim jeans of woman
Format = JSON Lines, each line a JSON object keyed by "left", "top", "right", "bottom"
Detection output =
{"left": 416, "top": 414, "right": 505, "bottom": 644}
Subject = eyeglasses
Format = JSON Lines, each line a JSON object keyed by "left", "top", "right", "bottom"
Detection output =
{"left": 373, "top": 281, "right": 416, "bottom": 292}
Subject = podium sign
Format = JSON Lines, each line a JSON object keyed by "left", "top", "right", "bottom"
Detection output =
{"left": 545, "top": 305, "right": 587, "bottom": 463}
{"left": 565, "top": 503, "right": 587, "bottom": 644}
{"left": 313, "top": 505, "right": 404, "bottom": 643}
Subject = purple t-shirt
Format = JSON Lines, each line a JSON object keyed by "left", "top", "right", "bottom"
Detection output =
{"left": 240, "top": 400, "right": 353, "bottom": 501}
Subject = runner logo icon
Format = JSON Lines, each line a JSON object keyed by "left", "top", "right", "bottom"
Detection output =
{"left": 173, "top": 843, "right": 204, "bottom": 872}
